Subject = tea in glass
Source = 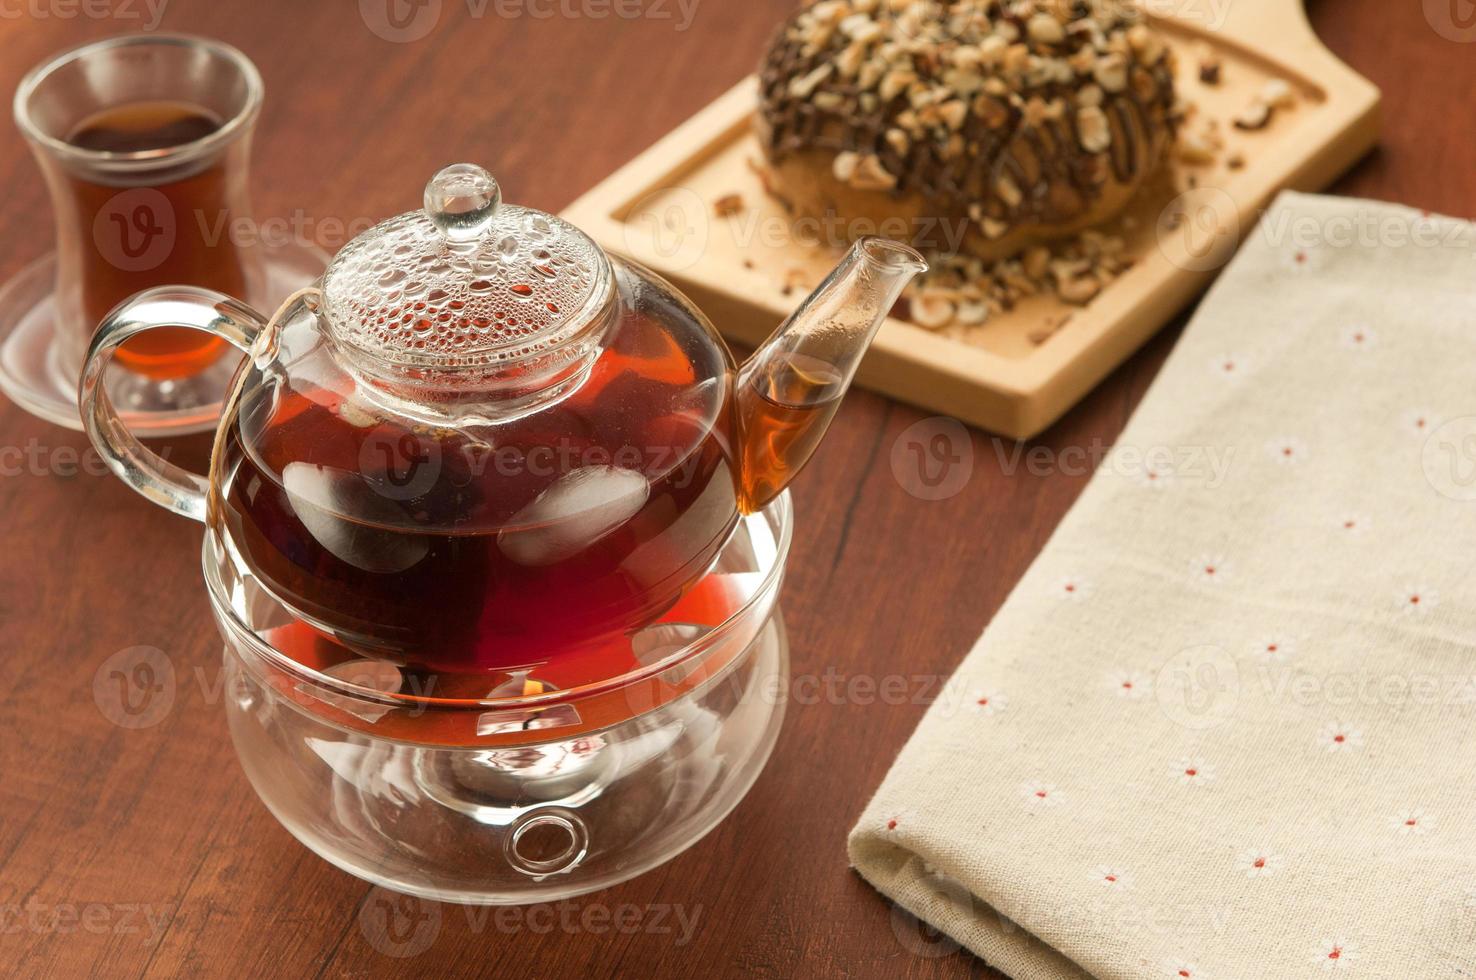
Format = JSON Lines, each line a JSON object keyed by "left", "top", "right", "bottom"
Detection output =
{"left": 15, "top": 35, "right": 262, "bottom": 383}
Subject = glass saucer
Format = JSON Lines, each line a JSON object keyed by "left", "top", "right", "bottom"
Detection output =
{"left": 0, "top": 242, "right": 326, "bottom": 437}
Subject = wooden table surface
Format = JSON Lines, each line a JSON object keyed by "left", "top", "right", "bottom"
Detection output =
{"left": 0, "top": 2, "right": 1469, "bottom": 977}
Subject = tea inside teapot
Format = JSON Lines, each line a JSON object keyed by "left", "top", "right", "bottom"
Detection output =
{"left": 214, "top": 258, "right": 740, "bottom": 680}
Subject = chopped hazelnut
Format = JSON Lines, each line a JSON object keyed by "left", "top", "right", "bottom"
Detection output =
{"left": 836, "top": 42, "right": 867, "bottom": 78}
{"left": 879, "top": 69, "right": 917, "bottom": 101}
{"left": 850, "top": 153, "right": 899, "bottom": 191}
{"left": 1093, "top": 53, "right": 1128, "bottom": 93}
{"left": 1077, "top": 105, "right": 1111, "bottom": 153}
{"left": 788, "top": 63, "right": 833, "bottom": 100}
{"left": 1002, "top": 43, "right": 1031, "bottom": 76}
{"left": 995, "top": 174, "right": 1023, "bottom": 208}
{"left": 1027, "top": 13, "right": 1065, "bottom": 44}
{"left": 832, "top": 150, "right": 861, "bottom": 183}
{"left": 1057, "top": 275, "right": 1101, "bottom": 304}
{"left": 1126, "top": 24, "right": 1166, "bottom": 64}
{"left": 938, "top": 99, "right": 969, "bottom": 130}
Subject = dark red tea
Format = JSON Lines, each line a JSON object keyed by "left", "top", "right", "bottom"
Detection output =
{"left": 216, "top": 303, "right": 743, "bottom": 683}
{"left": 64, "top": 100, "right": 247, "bottom": 378}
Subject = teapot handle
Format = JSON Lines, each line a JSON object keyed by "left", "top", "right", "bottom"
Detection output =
{"left": 79, "top": 286, "right": 270, "bottom": 523}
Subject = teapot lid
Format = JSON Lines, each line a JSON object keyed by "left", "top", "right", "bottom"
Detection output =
{"left": 319, "top": 164, "right": 612, "bottom": 370}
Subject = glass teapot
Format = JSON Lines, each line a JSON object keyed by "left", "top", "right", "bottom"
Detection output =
{"left": 80, "top": 164, "right": 924, "bottom": 680}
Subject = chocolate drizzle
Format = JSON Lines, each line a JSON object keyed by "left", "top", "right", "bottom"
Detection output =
{"left": 757, "top": 0, "right": 1178, "bottom": 238}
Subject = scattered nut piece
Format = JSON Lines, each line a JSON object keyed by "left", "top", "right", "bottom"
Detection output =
{"left": 1259, "top": 78, "right": 1295, "bottom": 109}
{"left": 832, "top": 150, "right": 861, "bottom": 183}
{"left": 1233, "top": 100, "right": 1272, "bottom": 131}
{"left": 713, "top": 193, "right": 744, "bottom": 217}
{"left": 955, "top": 299, "right": 990, "bottom": 325}
{"left": 911, "top": 290, "right": 958, "bottom": 329}
{"left": 1226, "top": 152, "right": 1246, "bottom": 170}
{"left": 1196, "top": 44, "right": 1222, "bottom": 85}
{"left": 1057, "top": 275, "right": 1101, "bottom": 304}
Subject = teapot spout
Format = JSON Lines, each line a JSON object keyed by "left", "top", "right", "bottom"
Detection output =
{"left": 734, "top": 237, "right": 926, "bottom": 512}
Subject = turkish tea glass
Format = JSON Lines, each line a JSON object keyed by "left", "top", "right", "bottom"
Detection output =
{"left": 15, "top": 33, "right": 262, "bottom": 416}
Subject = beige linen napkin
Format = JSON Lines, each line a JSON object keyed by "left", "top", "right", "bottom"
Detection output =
{"left": 849, "top": 192, "right": 1476, "bottom": 980}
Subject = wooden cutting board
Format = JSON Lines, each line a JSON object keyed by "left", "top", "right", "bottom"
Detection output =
{"left": 564, "top": 0, "right": 1379, "bottom": 438}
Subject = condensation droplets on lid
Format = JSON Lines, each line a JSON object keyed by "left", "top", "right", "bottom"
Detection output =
{"left": 320, "top": 164, "right": 611, "bottom": 367}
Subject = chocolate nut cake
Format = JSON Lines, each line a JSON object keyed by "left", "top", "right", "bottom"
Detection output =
{"left": 757, "top": 0, "right": 1179, "bottom": 262}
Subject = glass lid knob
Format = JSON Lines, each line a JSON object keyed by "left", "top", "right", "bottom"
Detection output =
{"left": 424, "top": 163, "right": 502, "bottom": 242}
